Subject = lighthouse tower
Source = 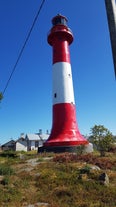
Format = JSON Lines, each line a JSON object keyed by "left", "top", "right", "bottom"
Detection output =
{"left": 43, "top": 14, "right": 88, "bottom": 152}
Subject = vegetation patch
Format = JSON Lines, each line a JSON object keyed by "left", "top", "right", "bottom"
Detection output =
{"left": 53, "top": 152, "right": 116, "bottom": 170}
{"left": 0, "top": 164, "right": 14, "bottom": 176}
{"left": 0, "top": 150, "right": 115, "bottom": 206}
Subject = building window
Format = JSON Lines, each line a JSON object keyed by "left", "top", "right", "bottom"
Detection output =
{"left": 35, "top": 141, "right": 39, "bottom": 148}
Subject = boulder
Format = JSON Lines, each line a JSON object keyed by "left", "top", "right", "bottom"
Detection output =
{"left": 84, "top": 143, "right": 93, "bottom": 153}
{"left": 26, "top": 203, "right": 49, "bottom": 207}
{"left": 90, "top": 165, "right": 101, "bottom": 171}
{"left": 99, "top": 172, "right": 109, "bottom": 186}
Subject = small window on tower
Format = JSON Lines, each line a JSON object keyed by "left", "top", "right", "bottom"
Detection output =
{"left": 54, "top": 93, "right": 57, "bottom": 98}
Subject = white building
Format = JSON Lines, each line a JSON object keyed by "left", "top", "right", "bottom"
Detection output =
{"left": 15, "top": 133, "right": 49, "bottom": 151}
{"left": 15, "top": 137, "right": 27, "bottom": 152}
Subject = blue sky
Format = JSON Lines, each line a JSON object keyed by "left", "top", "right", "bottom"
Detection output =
{"left": 0, "top": 0, "right": 116, "bottom": 144}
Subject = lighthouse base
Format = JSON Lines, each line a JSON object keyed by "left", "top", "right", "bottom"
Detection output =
{"left": 38, "top": 145, "right": 86, "bottom": 153}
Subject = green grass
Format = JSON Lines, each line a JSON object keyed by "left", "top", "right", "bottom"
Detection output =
{"left": 0, "top": 150, "right": 116, "bottom": 207}
{"left": 34, "top": 161, "right": 116, "bottom": 207}
{"left": 0, "top": 164, "right": 14, "bottom": 176}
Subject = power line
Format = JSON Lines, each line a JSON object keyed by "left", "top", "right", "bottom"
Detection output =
{"left": 104, "top": 0, "right": 116, "bottom": 78}
{"left": 2, "top": 0, "right": 46, "bottom": 96}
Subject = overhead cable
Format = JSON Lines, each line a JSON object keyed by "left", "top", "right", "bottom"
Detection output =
{"left": 2, "top": 0, "right": 46, "bottom": 96}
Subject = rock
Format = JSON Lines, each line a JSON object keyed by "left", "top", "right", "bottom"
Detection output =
{"left": 90, "top": 165, "right": 101, "bottom": 171}
{"left": 84, "top": 143, "right": 93, "bottom": 153}
{"left": 35, "top": 173, "right": 41, "bottom": 178}
{"left": 99, "top": 173, "right": 109, "bottom": 186}
{"left": 27, "top": 158, "right": 38, "bottom": 167}
{"left": 19, "top": 154, "right": 25, "bottom": 160}
{"left": 25, "top": 203, "right": 49, "bottom": 207}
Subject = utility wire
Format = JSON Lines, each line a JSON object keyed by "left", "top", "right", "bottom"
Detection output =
{"left": 104, "top": 0, "right": 116, "bottom": 79}
{"left": 2, "top": 0, "right": 46, "bottom": 96}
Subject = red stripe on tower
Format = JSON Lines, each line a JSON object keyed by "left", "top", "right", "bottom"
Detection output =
{"left": 44, "top": 14, "right": 88, "bottom": 152}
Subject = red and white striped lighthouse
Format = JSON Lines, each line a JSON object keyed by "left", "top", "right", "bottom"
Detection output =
{"left": 43, "top": 14, "right": 88, "bottom": 152}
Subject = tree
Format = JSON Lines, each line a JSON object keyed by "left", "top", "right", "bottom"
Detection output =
{"left": 89, "top": 125, "right": 114, "bottom": 156}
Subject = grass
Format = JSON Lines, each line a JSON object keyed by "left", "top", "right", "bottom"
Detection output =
{"left": 0, "top": 150, "right": 116, "bottom": 207}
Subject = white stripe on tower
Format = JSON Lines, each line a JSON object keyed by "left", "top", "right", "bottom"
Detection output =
{"left": 53, "top": 62, "right": 75, "bottom": 104}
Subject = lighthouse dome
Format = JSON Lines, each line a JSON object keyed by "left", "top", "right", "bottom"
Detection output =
{"left": 52, "top": 14, "right": 68, "bottom": 26}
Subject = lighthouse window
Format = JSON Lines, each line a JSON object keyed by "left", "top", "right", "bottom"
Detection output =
{"left": 54, "top": 93, "right": 57, "bottom": 98}
{"left": 54, "top": 17, "right": 61, "bottom": 25}
{"left": 53, "top": 17, "right": 67, "bottom": 26}
{"left": 61, "top": 18, "right": 67, "bottom": 26}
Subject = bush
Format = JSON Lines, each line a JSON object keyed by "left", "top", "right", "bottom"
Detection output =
{"left": 53, "top": 153, "right": 116, "bottom": 170}
{"left": 90, "top": 125, "right": 114, "bottom": 156}
{"left": 80, "top": 165, "right": 91, "bottom": 175}
{"left": 0, "top": 151, "right": 17, "bottom": 158}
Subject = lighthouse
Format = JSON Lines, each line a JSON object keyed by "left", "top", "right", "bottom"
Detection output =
{"left": 42, "top": 14, "right": 89, "bottom": 152}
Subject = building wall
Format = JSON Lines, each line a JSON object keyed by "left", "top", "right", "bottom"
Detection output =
{"left": 2, "top": 141, "right": 15, "bottom": 151}
{"left": 30, "top": 141, "right": 35, "bottom": 150}
{"left": 29, "top": 140, "right": 44, "bottom": 150}
{"left": 16, "top": 139, "right": 27, "bottom": 151}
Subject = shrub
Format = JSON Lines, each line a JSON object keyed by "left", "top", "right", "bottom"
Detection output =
{"left": 0, "top": 151, "right": 17, "bottom": 158}
{"left": 53, "top": 153, "right": 116, "bottom": 170}
{"left": 53, "top": 153, "right": 77, "bottom": 163}
{"left": 80, "top": 165, "right": 91, "bottom": 175}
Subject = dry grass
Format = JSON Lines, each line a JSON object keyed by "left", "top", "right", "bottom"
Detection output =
{"left": 0, "top": 150, "right": 116, "bottom": 207}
